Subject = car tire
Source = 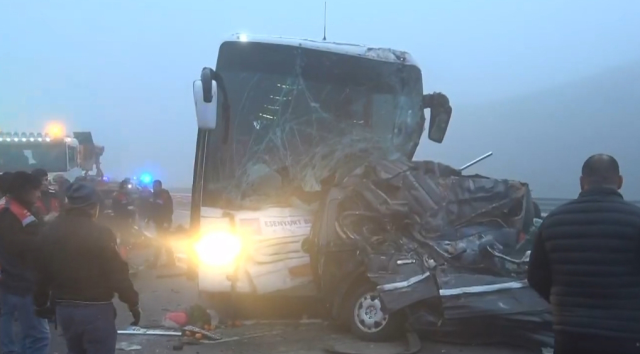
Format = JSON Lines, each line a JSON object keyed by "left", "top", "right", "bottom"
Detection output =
{"left": 343, "top": 281, "right": 404, "bottom": 342}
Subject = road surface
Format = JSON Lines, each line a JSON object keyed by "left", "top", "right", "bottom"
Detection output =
{"left": 47, "top": 268, "right": 539, "bottom": 354}
{"left": 46, "top": 193, "right": 541, "bottom": 353}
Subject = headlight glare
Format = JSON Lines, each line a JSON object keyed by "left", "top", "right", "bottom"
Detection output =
{"left": 194, "top": 231, "right": 242, "bottom": 267}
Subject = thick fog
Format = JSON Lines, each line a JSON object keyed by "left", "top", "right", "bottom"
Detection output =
{"left": 1, "top": 1, "right": 639, "bottom": 198}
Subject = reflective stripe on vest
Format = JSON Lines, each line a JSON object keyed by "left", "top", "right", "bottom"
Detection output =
{"left": 0, "top": 197, "right": 38, "bottom": 226}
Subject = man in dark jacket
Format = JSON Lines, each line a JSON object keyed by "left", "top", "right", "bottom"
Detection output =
{"left": 0, "top": 171, "right": 50, "bottom": 354}
{"left": 528, "top": 154, "right": 640, "bottom": 354}
{"left": 31, "top": 168, "right": 59, "bottom": 222}
{"left": 149, "top": 180, "right": 174, "bottom": 268}
{"left": 33, "top": 182, "right": 141, "bottom": 354}
{"left": 112, "top": 178, "right": 135, "bottom": 221}
{"left": 0, "top": 172, "right": 13, "bottom": 199}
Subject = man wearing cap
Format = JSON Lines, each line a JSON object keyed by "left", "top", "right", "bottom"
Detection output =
{"left": 30, "top": 169, "right": 59, "bottom": 222}
{"left": 33, "top": 182, "right": 140, "bottom": 353}
{"left": 0, "top": 171, "right": 50, "bottom": 354}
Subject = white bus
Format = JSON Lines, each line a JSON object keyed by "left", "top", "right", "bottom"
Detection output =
{"left": 188, "top": 34, "right": 452, "bottom": 337}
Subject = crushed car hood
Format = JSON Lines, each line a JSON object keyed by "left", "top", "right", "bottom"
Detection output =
{"left": 318, "top": 158, "right": 551, "bottom": 347}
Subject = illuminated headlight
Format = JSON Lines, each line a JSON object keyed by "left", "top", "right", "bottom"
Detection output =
{"left": 194, "top": 231, "right": 242, "bottom": 267}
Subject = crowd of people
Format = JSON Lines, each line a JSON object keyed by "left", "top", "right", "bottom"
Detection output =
{"left": 0, "top": 169, "right": 174, "bottom": 354}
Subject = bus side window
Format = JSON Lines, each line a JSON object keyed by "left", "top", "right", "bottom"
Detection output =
{"left": 68, "top": 146, "right": 78, "bottom": 169}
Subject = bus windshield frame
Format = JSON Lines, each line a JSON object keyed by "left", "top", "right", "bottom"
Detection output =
{"left": 201, "top": 41, "right": 425, "bottom": 208}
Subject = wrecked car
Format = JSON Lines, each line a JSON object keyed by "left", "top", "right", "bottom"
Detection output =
{"left": 307, "top": 158, "right": 552, "bottom": 346}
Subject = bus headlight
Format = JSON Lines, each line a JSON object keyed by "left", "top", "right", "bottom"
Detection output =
{"left": 194, "top": 231, "right": 242, "bottom": 267}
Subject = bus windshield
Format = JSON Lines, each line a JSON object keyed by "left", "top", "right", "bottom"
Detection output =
{"left": 0, "top": 142, "right": 68, "bottom": 173}
{"left": 202, "top": 41, "right": 424, "bottom": 208}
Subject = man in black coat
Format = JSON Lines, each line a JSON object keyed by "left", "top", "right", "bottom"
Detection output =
{"left": 149, "top": 179, "right": 174, "bottom": 268}
{"left": 528, "top": 154, "right": 640, "bottom": 354}
{"left": 33, "top": 182, "right": 141, "bottom": 354}
{"left": 0, "top": 171, "right": 50, "bottom": 354}
{"left": 0, "top": 172, "right": 13, "bottom": 199}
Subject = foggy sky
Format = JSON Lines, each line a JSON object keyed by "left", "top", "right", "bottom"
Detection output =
{"left": 1, "top": 1, "right": 639, "bottom": 197}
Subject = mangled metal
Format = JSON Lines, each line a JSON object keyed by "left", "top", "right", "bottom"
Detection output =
{"left": 311, "top": 158, "right": 552, "bottom": 347}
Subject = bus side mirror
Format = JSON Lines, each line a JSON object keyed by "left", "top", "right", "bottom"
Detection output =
{"left": 424, "top": 92, "right": 453, "bottom": 144}
{"left": 193, "top": 71, "right": 218, "bottom": 129}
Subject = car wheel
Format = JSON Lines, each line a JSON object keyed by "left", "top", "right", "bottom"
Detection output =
{"left": 344, "top": 281, "right": 404, "bottom": 342}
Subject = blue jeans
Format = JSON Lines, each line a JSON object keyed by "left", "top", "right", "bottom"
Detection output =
{"left": 56, "top": 302, "right": 117, "bottom": 354}
{"left": 0, "top": 292, "right": 50, "bottom": 354}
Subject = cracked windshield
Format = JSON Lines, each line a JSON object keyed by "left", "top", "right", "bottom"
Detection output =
{"left": 1, "top": 2, "right": 639, "bottom": 354}
{"left": 203, "top": 42, "right": 423, "bottom": 207}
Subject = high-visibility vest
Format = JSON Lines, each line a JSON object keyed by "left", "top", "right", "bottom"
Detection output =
{"left": 34, "top": 192, "right": 60, "bottom": 216}
{"left": 0, "top": 197, "right": 38, "bottom": 226}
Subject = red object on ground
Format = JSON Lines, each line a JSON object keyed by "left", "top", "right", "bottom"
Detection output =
{"left": 163, "top": 312, "right": 189, "bottom": 328}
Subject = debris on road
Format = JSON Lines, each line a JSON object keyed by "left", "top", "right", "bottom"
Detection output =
{"left": 182, "top": 325, "right": 222, "bottom": 341}
{"left": 118, "top": 326, "right": 182, "bottom": 336}
{"left": 116, "top": 342, "right": 143, "bottom": 351}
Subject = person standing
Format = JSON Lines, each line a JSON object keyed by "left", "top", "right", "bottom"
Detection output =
{"left": 31, "top": 168, "right": 59, "bottom": 222}
{"left": 528, "top": 154, "right": 640, "bottom": 354}
{"left": 111, "top": 179, "right": 136, "bottom": 260}
{"left": 33, "top": 182, "right": 140, "bottom": 354}
{"left": 0, "top": 171, "right": 50, "bottom": 354}
{"left": 0, "top": 172, "right": 13, "bottom": 200}
{"left": 52, "top": 174, "right": 70, "bottom": 206}
{"left": 149, "top": 180, "right": 174, "bottom": 268}
{"left": 112, "top": 179, "right": 135, "bottom": 222}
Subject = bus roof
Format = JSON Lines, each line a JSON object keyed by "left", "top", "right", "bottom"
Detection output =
{"left": 224, "top": 33, "right": 420, "bottom": 67}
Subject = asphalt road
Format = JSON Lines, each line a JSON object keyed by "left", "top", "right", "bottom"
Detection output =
{"left": 47, "top": 267, "right": 538, "bottom": 354}
{"left": 46, "top": 193, "right": 541, "bottom": 354}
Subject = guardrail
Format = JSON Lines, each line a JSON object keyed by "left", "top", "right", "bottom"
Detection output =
{"left": 535, "top": 198, "right": 640, "bottom": 215}
{"left": 169, "top": 191, "right": 640, "bottom": 216}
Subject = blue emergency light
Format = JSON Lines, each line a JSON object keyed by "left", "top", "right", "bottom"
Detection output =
{"left": 139, "top": 173, "right": 152, "bottom": 184}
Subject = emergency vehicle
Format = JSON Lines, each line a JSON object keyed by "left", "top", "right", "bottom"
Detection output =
{"left": 0, "top": 130, "right": 104, "bottom": 184}
{"left": 188, "top": 34, "right": 452, "bottom": 338}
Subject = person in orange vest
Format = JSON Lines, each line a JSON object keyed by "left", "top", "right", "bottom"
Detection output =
{"left": 0, "top": 171, "right": 50, "bottom": 354}
{"left": 31, "top": 169, "right": 60, "bottom": 222}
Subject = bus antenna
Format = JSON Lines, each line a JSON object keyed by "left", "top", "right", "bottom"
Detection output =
{"left": 322, "top": 2, "right": 327, "bottom": 41}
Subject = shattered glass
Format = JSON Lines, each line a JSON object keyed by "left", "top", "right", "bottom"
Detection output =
{"left": 201, "top": 42, "right": 426, "bottom": 208}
